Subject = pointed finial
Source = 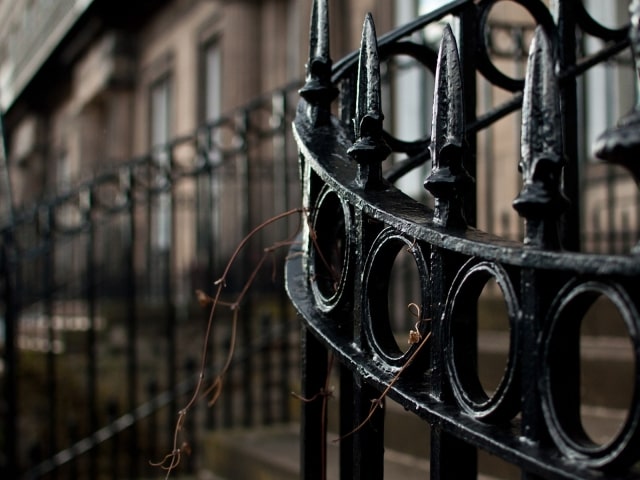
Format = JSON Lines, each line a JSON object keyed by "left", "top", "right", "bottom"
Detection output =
{"left": 347, "top": 13, "right": 391, "bottom": 190}
{"left": 423, "top": 25, "right": 473, "bottom": 228}
{"left": 299, "top": 0, "right": 338, "bottom": 125}
{"left": 513, "top": 27, "right": 568, "bottom": 249}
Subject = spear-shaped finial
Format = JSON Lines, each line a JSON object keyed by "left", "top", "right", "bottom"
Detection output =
{"left": 513, "top": 27, "right": 568, "bottom": 249}
{"left": 423, "top": 25, "right": 473, "bottom": 228}
{"left": 299, "top": 0, "right": 338, "bottom": 125}
{"left": 347, "top": 13, "right": 391, "bottom": 190}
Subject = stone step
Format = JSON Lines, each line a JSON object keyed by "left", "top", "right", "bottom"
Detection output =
{"left": 201, "top": 423, "right": 435, "bottom": 480}
{"left": 476, "top": 331, "right": 634, "bottom": 411}
{"left": 200, "top": 422, "right": 540, "bottom": 480}
{"left": 201, "top": 400, "right": 629, "bottom": 480}
{"left": 199, "top": 327, "right": 634, "bottom": 479}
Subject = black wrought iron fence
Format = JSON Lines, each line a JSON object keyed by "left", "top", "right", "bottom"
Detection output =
{"left": 1, "top": 85, "right": 302, "bottom": 479}
{"left": 288, "top": 0, "right": 640, "bottom": 479}
{"left": 3, "top": 1, "right": 640, "bottom": 479}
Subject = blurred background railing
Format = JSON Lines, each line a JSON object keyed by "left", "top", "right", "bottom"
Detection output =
{"left": 1, "top": 84, "right": 302, "bottom": 479}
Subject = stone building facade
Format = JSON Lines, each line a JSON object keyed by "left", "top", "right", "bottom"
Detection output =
{"left": 0, "top": 0, "right": 636, "bottom": 249}
{"left": 0, "top": 0, "right": 394, "bottom": 208}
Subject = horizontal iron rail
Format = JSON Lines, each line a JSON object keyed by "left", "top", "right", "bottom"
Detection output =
{"left": 294, "top": 113, "right": 640, "bottom": 275}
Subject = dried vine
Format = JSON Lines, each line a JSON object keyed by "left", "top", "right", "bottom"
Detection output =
{"left": 151, "top": 207, "right": 307, "bottom": 478}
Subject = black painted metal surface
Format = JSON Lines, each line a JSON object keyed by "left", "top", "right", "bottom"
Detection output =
{"left": 287, "top": 0, "right": 640, "bottom": 478}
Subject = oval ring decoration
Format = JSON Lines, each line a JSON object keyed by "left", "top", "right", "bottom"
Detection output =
{"left": 361, "top": 227, "right": 430, "bottom": 368}
{"left": 444, "top": 259, "right": 520, "bottom": 422}
{"left": 540, "top": 280, "right": 640, "bottom": 469}
{"left": 476, "top": 0, "right": 556, "bottom": 92}
{"left": 309, "top": 185, "right": 352, "bottom": 313}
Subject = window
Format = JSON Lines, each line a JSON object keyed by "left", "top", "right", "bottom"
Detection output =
{"left": 419, "top": 0, "right": 454, "bottom": 14}
{"left": 150, "top": 75, "right": 172, "bottom": 251}
{"left": 582, "top": 0, "right": 635, "bottom": 160}
{"left": 150, "top": 76, "right": 171, "bottom": 149}
{"left": 197, "top": 40, "right": 223, "bottom": 259}
{"left": 390, "top": 0, "right": 437, "bottom": 202}
{"left": 56, "top": 148, "right": 70, "bottom": 193}
{"left": 203, "top": 40, "right": 221, "bottom": 124}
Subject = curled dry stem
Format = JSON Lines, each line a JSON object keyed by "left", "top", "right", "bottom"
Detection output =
{"left": 151, "top": 207, "right": 308, "bottom": 478}
{"left": 334, "top": 330, "right": 431, "bottom": 443}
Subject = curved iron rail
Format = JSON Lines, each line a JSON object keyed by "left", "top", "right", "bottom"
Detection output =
{"left": 288, "top": 0, "right": 640, "bottom": 478}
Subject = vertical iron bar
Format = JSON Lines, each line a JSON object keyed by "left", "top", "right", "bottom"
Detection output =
{"left": 519, "top": 269, "right": 559, "bottom": 480}
{"left": 519, "top": 268, "right": 547, "bottom": 447}
{"left": 166, "top": 165, "right": 178, "bottom": 450}
{"left": 339, "top": 72, "right": 357, "bottom": 140}
{"left": 553, "top": 0, "right": 581, "bottom": 251}
{"left": 222, "top": 328, "right": 234, "bottom": 428}
{"left": 67, "top": 421, "right": 79, "bottom": 479}
{"left": 606, "top": 165, "right": 616, "bottom": 253}
{"left": 636, "top": 188, "right": 640, "bottom": 252}
{"left": 146, "top": 157, "right": 153, "bottom": 301}
{"left": 428, "top": 248, "right": 446, "bottom": 403}
{"left": 273, "top": 89, "right": 292, "bottom": 423}
{"left": 279, "top": 309, "right": 291, "bottom": 423}
{"left": 147, "top": 380, "right": 159, "bottom": 468}
{"left": 184, "top": 358, "right": 196, "bottom": 474}
{"left": 351, "top": 380, "right": 385, "bottom": 480}
{"left": 1, "top": 231, "right": 18, "bottom": 478}
{"left": 345, "top": 5, "right": 391, "bottom": 459}
{"left": 107, "top": 400, "right": 119, "bottom": 480}
{"left": 622, "top": 211, "right": 631, "bottom": 252}
{"left": 459, "top": 2, "right": 478, "bottom": 227}
{"left": 339, "top": 365, "right": 354, "bottom": 480}
{"left": 430, "top": 428, "right": 476, "bottom": 480}
{"left": 84, "top": 189, "right": 98, "bottom": 480}
{"left": 300, "top": 326, "right": 328, "bottom": 480}
{"left": 239, "top": 109, "right": 254, "bottom": 427}
{"left": 501, "top": 211, "right": 511, "bottom": 240}
{"left": 272, "top": 90, "right": 288, "bottom": 217}
{"left": 592, "top": 209, "right": 602, "bottom": 254}
{"left": 428, "top": 246, "right": 477, "bottom": 479}
{"left": 124, "top": 166, "right": 139, "bottom": 479}
{"left": 0, "top": 110, "right": 14, "bottom": 226}
{"left": 202, "top": 127, "right": 217, "bottom": 429}
{"left": 261, "top": 314, "right": 273, "bottom": 425}
{"left": 482, "top": 80, "right": 495, "bottom": 234}
{"left": 43, "top": 206, "right": 58, "bottom": 480}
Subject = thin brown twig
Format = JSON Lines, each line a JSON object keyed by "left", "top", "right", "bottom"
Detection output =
{"left": 150, "top": 207, "right": 308, "bottom": 478}
{"left": 200, "top": 307, "right": 239, "bottom": 406}
{"left": 333, "top": 331, "right": 431, "bottom": 443}
{"left": 216, "top": 207, "right": 307, "bottom": 286}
